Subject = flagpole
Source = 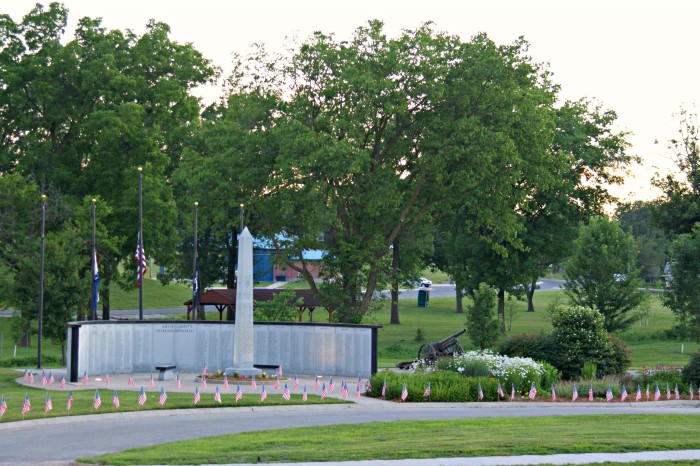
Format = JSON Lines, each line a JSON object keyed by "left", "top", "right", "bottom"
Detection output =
{"left": 91, "top": 198, "right": 97, "bottom": 321}
{"left": 138, "top": 167, "right": 143, "bottom": 321}
{"left": 193, "top": 201, "right": 199, "bottom": 320}
{"left": 37, "top": 194, "right": 46, "bottom": 370}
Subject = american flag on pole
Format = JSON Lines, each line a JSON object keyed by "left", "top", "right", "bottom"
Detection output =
{"left": 357, "top": 375, "right": 363, "bottom": 391}
{"left": 251, "top": 376, "right": 256, "bottom": 390}
{"left": 135, "top": 232, "right": 147, "bottom": 287}
{"left": 646, "top": 385, "right": 650, "bottom": 400}
{"left": 621, "top": 385, "right": 628, "bottom": 402}
{"left": 381, "top": 379, "right": 387, "bottom": 398}
{"left": 654, "top": 383, "right": 661, "bottom": 401}
{"left": 510, "top": 384, "right": 515, "bottom": 401}
{"left": 45, "top": 393, "right": 52, "bottom": 413}
{"left": 321, "top": 383, "right": 327, "bottom": 400}
{"left": 60, "top": 375, "right": 65, "bottom": 390}
{"left": 0, "top": 395, "right": 6, "bottom": 417}
{"left": 666, "top": 383, "right": 671, "bottom": 400}
{"left": 636, "top": 385, "right": 642, "bottom": 401}
{"left": 328, "top": 377, "right": 334, "bottom": 393}
{"left": 41, "top": 370, "right": 47, "bottom": 386}
{"left": 82, "top": 371, "right": 88, "bottom": 386}
{"left": 572, "top": 384, "right": 578, "bottom": 402}
{"left": 66, "top": 391, "right": 73, "bottom": 411}
{"left": 314, "top": 375, "right": 320, "bottom": 390}
{"left": 202, "top": 366, "right": 208, "bottom": 377}
{"left": 341, "top": 381, "right": 348, "bottom": 400}
{"left": 674, "top": 383, "right": 680, "bottom": 400}
{"left": 159, "top": 387, "right": 167, "bottom": 406}
{"left": 193, "top": 387, "right": 200, "bottom": 405}
{"left": 214, "top": 386, "right": 221, "bottom": 403}
{"left": 302, "top": 385, "right": 308, "bottom": 402}
{"left": 48, "top": 371, "right": 54, "bottom": 386}
{"left": 606, "top": 386, "right": 613, "bottom": 402}
{"left": 29, "top": 371, "right": 34, "bottom": 385}
{"left": 401, "top": 383, "right": 408, "bottom": 401}
{"left": 127, "top": 373, "right": 134, "bottom": 387}
{"left": 478, "top": 383, "right": 484, "bottom": 400}
{"left": 278, "top": 364, "right": 283, "bottom": 376}
{"left": 697, "top": 385, "right": 700, "bottom": 399}
{"left": 355, "top": 384, "right": 361, "bottom": 400}
{"left": 93, "top": 390, "right": 101, "bottom": 409}
{"left": 138, "top": 387, "right": 147, "bottom": 406}
{"left": 113, "top": 390, "right": 120, "bottom": 409}
{"left": 236, "top": 384, "right": 242, "bottom": 402}
{"left": 551, "top": 386, "right": 556, "bottom": 401}
{"left": 260, "top": 384, "right": 267, "bottom": 402}
{"left": 282, "top": 383, "right": 290, "bottom": 401}
{"left": 690, "top": 384, "right": 695, "bottom": 400}
{"left": 528, "top": 383, "right": 537, "bottom": 400}
{"left": 423, "top": 382, "right": 431, "bottom": 397}
{"left": 588, "top": 385, "right": 594, "bottom": 401}
{"left": 293, "top": 374, "right": 299, "bottom": 390}
{"left": 176, "top": 373, "right": 181, "bottom": 390}
{"left": 497, "top": 382, "right": 504, "bottom": 398}
{"left": 105, "top": 373, "right": 109, "bottom": 385}
{"left": 150, "top": 373, "right": 155, "bottom": 388}
{"left": 22, "top": 394, "right": 30, "bottom": 414}
{"left": 201, "top": 375, "right": 206, "bottom": 390}
{"left": 274, "top": 375, "right": 279, "bottom": 390}
{"left": 366, "top": 378, "right": 372, "bottom": 392}
{"left": 223, "top": 374, "right": 229, "bottom": 390}
{"left": 23, "top": 369, "right": 28, "bottom": 382}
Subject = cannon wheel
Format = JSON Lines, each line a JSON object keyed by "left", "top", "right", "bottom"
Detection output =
{"left": 452, "top": 341, "right": 465, "bottom": 357}
{"left": 417, "top": 343, "right": 438, "bottom": 363}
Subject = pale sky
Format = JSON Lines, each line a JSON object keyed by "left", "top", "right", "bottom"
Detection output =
{"left": 6, "top": 0, "right": 700, "bottom": 202}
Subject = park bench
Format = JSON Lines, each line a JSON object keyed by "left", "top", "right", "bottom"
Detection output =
{"left": 155, "top": 364, "right": 176, "bottom": 381}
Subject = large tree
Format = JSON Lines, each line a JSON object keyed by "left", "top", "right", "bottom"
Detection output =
{"left": 234, "top": 24, "right": 561, "bottom": 322}
{"left": 564, "top": 217, "right": 646, "bottom": 333}
{"left": 0, "top": 4, "right": 214, "bottom": 317}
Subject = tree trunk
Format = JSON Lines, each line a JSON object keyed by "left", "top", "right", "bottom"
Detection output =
{"left": 498, "top": 288, "right": 506, "bottom": 335}
{"left": 390, "top": 239, "right": 400, "bottom": 325}
{"left": 455, "top": 284, "right": 464, "bottom": 314}
{"left": 527, "top": 277, "right": 536, "bottom": 312}
{"left": 61, "top": 344, "right": 66, "bottom": 365}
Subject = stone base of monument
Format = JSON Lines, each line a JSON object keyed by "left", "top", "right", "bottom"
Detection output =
{"left": 225, "top": 367, "right": 262, "bottom": 377}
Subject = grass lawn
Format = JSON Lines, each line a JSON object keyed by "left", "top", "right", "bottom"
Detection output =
{"left": 79, "top": 414, "right": 700, "bottom": 465}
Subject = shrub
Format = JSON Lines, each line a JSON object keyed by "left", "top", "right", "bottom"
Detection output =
{"left": 549, "top": 305, "right": 614, "bottom": 379}
{"left": 682, "top": 351, "right": 700, "bottom": 386}
{"left": 466, "top": 283, "right": 500, "bottom": 350}
{"left": 366, "top": 371, "right": 502, "bottom": 402}
{"left": 597, "top": 334, "right": 631, "bottom": 376}
{"left": 581, "top": 362, "right": 597, "bottom": 380}
{"left": 540, "top": 362, "right": 561, "bottom": 389}
{"left": 497, "top": 333, "right": 558, "bottom": 363}
{"left": 0, "top": 355, "right": 63, "bottom": 368}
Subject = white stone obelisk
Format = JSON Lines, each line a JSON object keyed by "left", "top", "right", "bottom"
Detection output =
{"left": 228, "top": 227, "right": 261, "bottom": 376}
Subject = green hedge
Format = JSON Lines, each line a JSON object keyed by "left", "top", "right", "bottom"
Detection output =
{"left": 367, "top": 371, "right": 511, "bottom": 402}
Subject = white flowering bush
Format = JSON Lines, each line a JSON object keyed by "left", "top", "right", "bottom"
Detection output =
{"left": 435, "top": 350, "right": 545, "bottom": 392}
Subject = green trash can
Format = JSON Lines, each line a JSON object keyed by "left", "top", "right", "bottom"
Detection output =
{"left": 417, "top": 288, "right": 430, "bottom": 307}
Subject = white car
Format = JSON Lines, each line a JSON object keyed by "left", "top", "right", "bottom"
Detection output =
{"left": 418, "top": 278, "right": 432, "bottom": 288}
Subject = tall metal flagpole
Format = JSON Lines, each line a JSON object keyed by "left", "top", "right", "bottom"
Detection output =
{"left": 91, "top": 198, "right": 97, "bottom": 321}
{"left": 193, "top": 201, "right": 198, "bottom": 320}
{"left": 37, "top": 194, "right": 46, "bottom": 369}
{"left": 138, "top": 167, "right": 143, "bottom": 321}
{"left": 239, "top": 204, "right": 244, "bottom": 233}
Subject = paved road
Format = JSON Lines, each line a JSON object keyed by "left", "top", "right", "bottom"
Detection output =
{"left": 2, "top": 398, "right": 699, "bottom": 466}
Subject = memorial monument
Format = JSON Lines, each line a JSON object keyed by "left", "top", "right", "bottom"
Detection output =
{"left": 226, "top": 227, "right": 261, "bottom": 377}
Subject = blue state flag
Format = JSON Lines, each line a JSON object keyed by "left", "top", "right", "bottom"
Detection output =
{"left": 92, "top": 250, "right": 100, "bottom": 311}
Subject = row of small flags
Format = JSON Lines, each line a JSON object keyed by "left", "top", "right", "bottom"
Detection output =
{"left": 2, "top": 377, "right": 366, "bottom": 419}
{"left": 383, "top": 379, "right": 699, "bottom": 402}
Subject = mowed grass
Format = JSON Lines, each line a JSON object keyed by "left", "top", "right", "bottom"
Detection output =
{"left": 80, "top": 414, "right": 700, "bottom": 465}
